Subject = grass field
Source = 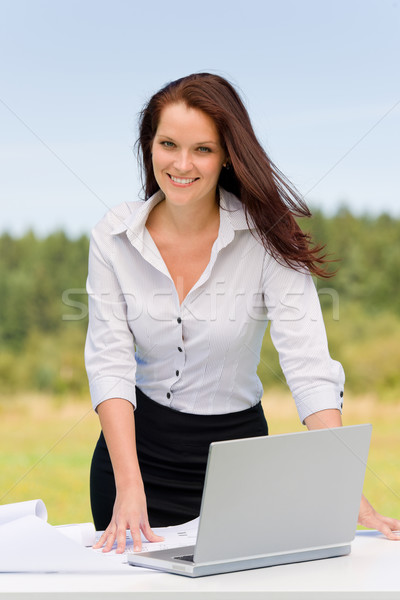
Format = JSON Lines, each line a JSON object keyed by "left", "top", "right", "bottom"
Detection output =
{"left": 0, "top": 392, "right": 399, "bottom": 527}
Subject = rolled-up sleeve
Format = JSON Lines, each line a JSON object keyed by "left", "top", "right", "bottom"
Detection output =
{"left": 84, "top": 220, "right": 137, "bottom": 411}
{"left": 262, "top": 256, "right": 345, "bottom": 424}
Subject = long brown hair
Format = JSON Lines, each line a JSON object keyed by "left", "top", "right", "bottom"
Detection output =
{"left": 137, "top": 73, "right": 331, "bottom": 277}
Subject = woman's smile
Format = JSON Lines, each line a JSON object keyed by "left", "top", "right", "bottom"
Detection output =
{"left": 167, "top": 174, "right": 200, "bottom": 186}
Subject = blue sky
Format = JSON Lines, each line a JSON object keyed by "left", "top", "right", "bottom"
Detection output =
{"left": 1, "top": 0, "right": 399, "bottom": 236}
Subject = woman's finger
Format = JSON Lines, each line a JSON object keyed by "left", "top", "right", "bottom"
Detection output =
{"left": 92, "top": 528, "right": 110, "bottom": 549}
{"left": 359, "top": 508, "right": 400, "bottom": 540}
{"left": 131, "top": 525, "right": 143, "bottom": 552}
{"left": 115, "top": 526, "right": 129, "bottom": 554}
{"left": 377, "top": 517, "right": 400, "bottom": 540}
{"left": 141, "top": 519, "right": 164, "bottom": 543}
{"left": 102, "top": 528, "right": 118, "bottom": 552}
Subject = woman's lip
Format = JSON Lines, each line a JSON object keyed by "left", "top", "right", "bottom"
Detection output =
{"left": 167, "top": 174, "right": 199, "bottom": 186}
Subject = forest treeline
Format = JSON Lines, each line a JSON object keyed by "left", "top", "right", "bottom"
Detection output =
{"left": 1, "top": 207, "right": 399, "bottom": 398}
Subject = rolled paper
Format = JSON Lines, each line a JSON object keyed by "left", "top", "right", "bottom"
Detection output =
{"left": 0, "top": 499, "right": 47, "bottom": 525}
{"left": 55, "top": 522, "right": 96, "bottom": 547}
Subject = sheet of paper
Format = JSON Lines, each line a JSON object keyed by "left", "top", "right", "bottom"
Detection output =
{"left": 0, "top": 499, "right": 96, "bottom": 547}
{"left": 94, "top": 517, "right": 199, "bottom": 563}
{"left": 0, "top": 515, "right": 129, "bottom": 572}
{"left": 139, "top": 517, "right": 199, "bottom": 552}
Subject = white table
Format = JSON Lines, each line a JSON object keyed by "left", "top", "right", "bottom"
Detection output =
{"left": 2, "top": 531, "right": 400, "bottom": 599}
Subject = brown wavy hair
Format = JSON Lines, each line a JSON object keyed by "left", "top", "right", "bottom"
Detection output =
{"left": 137, "top": 73, "right": 331, "bottom": 278}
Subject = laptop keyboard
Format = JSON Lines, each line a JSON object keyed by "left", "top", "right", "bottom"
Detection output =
{"left": 174, "top": 554, "right": 194, "bottom": 563}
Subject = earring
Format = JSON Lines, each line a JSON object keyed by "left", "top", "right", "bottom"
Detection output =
{"left": 224, "top": 161, "right": 231, "bottom": 170}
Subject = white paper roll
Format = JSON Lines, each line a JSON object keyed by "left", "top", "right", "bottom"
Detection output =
{"left": 0, "top": 499, "right": 47, "bottom": 525}
{"left": 55, "top": 522, "right": 96, "bottom": 547}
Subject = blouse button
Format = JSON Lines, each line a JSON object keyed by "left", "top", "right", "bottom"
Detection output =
{"left": 178, "top": 346, "right": 183, "bottom": 352}
{"left": 176, "top": 370, "right": 179, "bottom": 376}
{"left": 166, "top": 392, "right": 171, "bottom": 399}
{"left": 177, "top": 317, "right": 182, "bottom": 324}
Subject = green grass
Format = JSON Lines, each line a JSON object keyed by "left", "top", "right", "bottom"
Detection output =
{"left": 0, "top": 395, "right": 99, "bottom": 524}
{"left": 0, "top": 392, "right": 399, "bottom": 527}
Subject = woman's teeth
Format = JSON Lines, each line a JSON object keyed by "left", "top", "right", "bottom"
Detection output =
{"left": 169, "top": 175, "right": 197, "bottom": 184}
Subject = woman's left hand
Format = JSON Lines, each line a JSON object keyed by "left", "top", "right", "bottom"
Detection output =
{"left": 358, "top": 495, "right": 400, "bottom": 540}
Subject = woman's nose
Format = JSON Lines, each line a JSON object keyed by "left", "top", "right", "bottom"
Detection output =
{"left": 174, "top": 150, "right": 193, "bottom": 173}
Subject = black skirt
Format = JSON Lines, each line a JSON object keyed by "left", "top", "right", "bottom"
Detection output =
{"left": 90, "top": 387, "right": 268, "bottom": 530}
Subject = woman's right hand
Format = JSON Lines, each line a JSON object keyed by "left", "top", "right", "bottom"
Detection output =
{"left": 93, "top": 484, "right": 164, "bottom": 554}
{"left": 94, "top": 398, "right": 163, "bottom": 553}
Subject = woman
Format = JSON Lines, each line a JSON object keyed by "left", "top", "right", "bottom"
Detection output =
{"left": 85, "top": 73, "right": 400, "bottom": 553}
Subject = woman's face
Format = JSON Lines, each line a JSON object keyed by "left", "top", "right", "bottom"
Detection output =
{"left": 151, "top": 102, "right": 226, "bottom": 210}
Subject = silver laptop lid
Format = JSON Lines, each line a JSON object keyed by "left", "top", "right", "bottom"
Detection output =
{"left": 194, "top": 424, "right": 372, "bottom": 563}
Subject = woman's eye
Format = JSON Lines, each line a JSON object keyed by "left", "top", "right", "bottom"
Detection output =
{"left": 198, "top": 146, "right": 211, "bottom": 153}
{"left": 161, "top": 141, "right": 175, "bottom": 148}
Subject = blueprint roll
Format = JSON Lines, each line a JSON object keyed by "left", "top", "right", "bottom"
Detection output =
{"left": 0, "top": 499, "right": 47, "bottom": 525}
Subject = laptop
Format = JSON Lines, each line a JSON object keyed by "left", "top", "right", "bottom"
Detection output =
{"left": 128, "top": 424, "right": 371, "bottom": 577}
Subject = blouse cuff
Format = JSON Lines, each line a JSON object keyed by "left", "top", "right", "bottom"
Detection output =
{"left": 294, "top": 385, "right": 344, "bottom": 425}
{"left": 89, "top": 377, "right": 137, "bottom": 412}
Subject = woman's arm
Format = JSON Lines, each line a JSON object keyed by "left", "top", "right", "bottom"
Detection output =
{"left": 85, "top": 214, "right": 163, "bottom": 552}
{"left": 304, "top": 409, "right": 400, "bottom": 540}
{"left": 92, "top": 398, "right": 164, "bottom": 553}
{"left": 304, "top": 408, "right": 342, "bottom": 430}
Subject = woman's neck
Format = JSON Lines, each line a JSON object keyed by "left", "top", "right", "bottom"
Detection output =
{"left": 148, "top": 195, "right": 220, "bottom": 238}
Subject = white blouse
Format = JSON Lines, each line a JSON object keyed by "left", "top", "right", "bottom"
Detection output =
{"left": 85, "top": 188, "right": 344, "bottom": 422}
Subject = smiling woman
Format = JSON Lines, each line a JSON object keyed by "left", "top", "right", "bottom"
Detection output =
{"left": 85, "top": 73, "right": 400, "bottom": 555}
